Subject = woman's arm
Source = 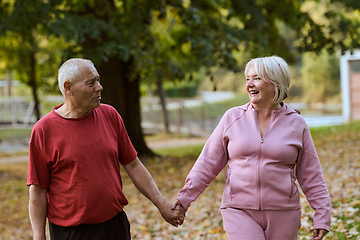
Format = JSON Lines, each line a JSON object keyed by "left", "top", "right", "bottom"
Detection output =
{"left": 296, "top": 127, "right": 331, "bottom": 232}
{"left": 313, "top": 229, "right": 329, "bottom": 240}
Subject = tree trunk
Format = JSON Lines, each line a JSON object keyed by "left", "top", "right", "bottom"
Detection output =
{"left": 156, "top": 77, "right": 170, "bottom": 133}
{"left": 28, "top": 36, "right": 41, "bottom": 120}
{"left": 97, "top": 56, "right": 154, "bottom": 156}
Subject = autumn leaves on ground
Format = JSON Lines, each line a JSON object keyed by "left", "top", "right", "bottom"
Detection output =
{"left": 0, "top": 122, "right": 360, "bottom": 240}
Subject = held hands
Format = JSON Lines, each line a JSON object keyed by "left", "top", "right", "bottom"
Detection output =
{"left": 159, "top": 199, "right": 186, "bottom": 227}
{"left": 170, "top": 199, "right": 186, "bottom": 226}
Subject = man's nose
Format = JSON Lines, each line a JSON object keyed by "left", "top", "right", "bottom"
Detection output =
{"left": 96, "top": 82, "right": 103, "bottom": 92}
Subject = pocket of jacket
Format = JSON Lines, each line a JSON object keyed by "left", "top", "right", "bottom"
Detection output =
{"left": 289, "top": 180, "right": 298, "bottom": 201}
{"left": 226, "top": 167, "right": 233, "bottom": 198}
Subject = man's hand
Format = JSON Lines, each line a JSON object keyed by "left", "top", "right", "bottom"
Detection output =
{"left": 158, "top": 199, "right": 185, "bottom": 227}
{"left": 313, "top": 229, "right": 328, "bottom": 240}
{"left": 124, "top": 158, "right": 186, "bottom": 227}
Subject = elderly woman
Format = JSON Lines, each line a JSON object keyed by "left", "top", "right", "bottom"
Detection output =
{"left": 173, "top": 56, "right": 331, "bottom": 240}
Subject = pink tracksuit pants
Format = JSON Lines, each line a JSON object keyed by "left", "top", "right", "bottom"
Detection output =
{"left": 221, "top": 208, "right": 302, "bottom": 240}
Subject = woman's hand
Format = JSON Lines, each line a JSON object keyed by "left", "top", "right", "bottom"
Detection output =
{"left": 171, "top": 199, "right": 183, "bottom": 210}
{"left": 313, "top": 229, "right": 328, "bottom": 240}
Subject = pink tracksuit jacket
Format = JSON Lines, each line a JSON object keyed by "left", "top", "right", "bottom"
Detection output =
{"left": 177, "top": 102, "right": 331, "bottom": 231}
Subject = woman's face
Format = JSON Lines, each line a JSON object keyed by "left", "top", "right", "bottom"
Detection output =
{"left": 245, "top": 64, "right": 276, "bottom": 107}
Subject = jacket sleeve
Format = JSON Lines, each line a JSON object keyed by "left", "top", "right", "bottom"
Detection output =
{"left": 296, "top": 127, "right": 331, "bottom": 231}
{"left": 176, "top": 113, "right": 230, "bottom": 211}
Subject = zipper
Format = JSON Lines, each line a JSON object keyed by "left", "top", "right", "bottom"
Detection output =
{"left": 258, "top": 136, "right": 263, "bottom": 210}
{"left": 255, "top": 111, "right": 263, "bottom": 210}
{"left": 256, "top": 111, "right": 276, "bottom": 210}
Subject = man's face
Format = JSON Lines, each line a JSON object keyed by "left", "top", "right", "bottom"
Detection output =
{"left": 67, "top": 64, "right": 103, "bottom": 113}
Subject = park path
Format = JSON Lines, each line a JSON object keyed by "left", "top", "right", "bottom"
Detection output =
{"left": 0, "top": 154, "right": 29, "bottom": 164}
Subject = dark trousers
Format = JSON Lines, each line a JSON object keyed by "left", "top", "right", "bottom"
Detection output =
{"left": 49, "top": 211, "right": 131, "bottom": 240}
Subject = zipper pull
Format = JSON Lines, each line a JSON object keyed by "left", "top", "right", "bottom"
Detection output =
{"left": 261, "top": 138, "right": 264, "bottom": 143}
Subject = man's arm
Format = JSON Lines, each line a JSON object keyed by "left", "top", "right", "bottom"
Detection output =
{"left": 124, "top": 157, "right": 185, "bottom": 227}
{"left": 29, "top": 184, "right": 47, "bottom": 240}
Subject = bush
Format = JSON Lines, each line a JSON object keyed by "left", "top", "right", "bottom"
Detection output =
{"left": 162, "top": 82, "right": 199, "bottom": 98}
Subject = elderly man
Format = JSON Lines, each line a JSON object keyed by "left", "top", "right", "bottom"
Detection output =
{"left": 27, "top": 58, "right": 184, "bottom": 240}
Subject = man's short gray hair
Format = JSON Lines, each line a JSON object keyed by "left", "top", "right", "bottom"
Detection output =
{"left": 58, "top": 58, "right": 95, "bottom": 95}
{"left": 245, "top": 56, "right": 291, "bottom": 104}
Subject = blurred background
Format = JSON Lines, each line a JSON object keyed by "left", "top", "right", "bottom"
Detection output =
{"left": 1, "top": 1, "right": 360, "bottom": 239}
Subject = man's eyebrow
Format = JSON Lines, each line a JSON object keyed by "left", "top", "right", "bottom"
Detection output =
{"left": 86, "top": 76, "right": 100, "bottom": 83}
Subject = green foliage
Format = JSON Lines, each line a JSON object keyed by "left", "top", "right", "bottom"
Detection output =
{"left": 3, "top": 0, "right": 357, "bottom": 85}
{"left": 301, "top": 0, "right": 360, "bottom": 54}
{"left": 301, "top": 49, "right": 341, "bottom": 103}
{"left": 162, "top": 81, "right": 199, "bottom": 98}
{"left": 1, "top": 0, "right": 359, "bottom": 84}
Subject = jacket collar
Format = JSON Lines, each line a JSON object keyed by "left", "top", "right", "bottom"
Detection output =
{"left": 238, "top": 102, "right": 300, "bottom": 116}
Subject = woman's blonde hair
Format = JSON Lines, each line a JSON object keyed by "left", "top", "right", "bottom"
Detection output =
{"left": 58, "top": 58, "right": 95, "bottom": 95}
{"left": 244, "top": 56, "right": 290, "bottom": 104}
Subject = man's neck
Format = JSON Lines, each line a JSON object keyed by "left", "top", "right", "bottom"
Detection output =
{"left": 55, "top": 104, "right": 91, "bottom": 118}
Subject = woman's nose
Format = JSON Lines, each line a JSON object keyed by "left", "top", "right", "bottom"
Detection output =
{"left": 246, "top": 79, "right": 254, "bottom": 87}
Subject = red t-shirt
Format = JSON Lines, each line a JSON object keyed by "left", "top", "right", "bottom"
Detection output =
{"left": 27, "top": 104, "right": 137, "bottom": 227}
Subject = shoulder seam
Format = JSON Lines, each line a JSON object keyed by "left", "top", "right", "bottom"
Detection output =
{"left": 223, "top": 108, "right": 246, "bottom": 135}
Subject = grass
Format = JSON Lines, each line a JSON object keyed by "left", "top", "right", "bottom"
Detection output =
{"left": 0, "top": 128, "right": 32, "bottom": 141}
{"left": 309, "top": 120, "right": 360, "bottom": 139}
{"left": 0, "top": 128, "right": 31, "bottom": 158}
{"left": 154, "top": 144, "right": 204, "bottom": 158}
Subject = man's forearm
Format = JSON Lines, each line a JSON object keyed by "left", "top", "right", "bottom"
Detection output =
{"left": 124, "top": 157, "right": 185, "bottom": 226}
{"left": 124, "top": 157, "right": 165, "bottom": 208}
{"left": 29, "top": 185, "right": 47, "bottom": 240}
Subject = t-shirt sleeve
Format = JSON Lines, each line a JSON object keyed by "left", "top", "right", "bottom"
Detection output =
{"left": 115, "top": 112, "right": 137, "bottom": 165}
{"left": 27, "top": 133, "right": 50, "bottom": 190}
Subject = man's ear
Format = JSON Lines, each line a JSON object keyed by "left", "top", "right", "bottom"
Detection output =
{"left": 64, "top": 81, "right": 72, "bottom": 95}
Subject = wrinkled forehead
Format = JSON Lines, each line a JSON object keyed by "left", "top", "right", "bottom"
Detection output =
{"left": 74, "top": 63, "right": 99, "bottom": 81}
